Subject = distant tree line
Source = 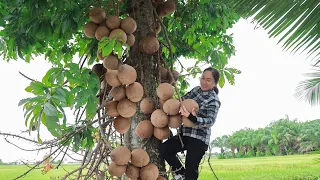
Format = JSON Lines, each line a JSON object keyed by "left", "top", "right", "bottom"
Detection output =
{"left": 210, "top": 115, "right": 320, "bottom": 159}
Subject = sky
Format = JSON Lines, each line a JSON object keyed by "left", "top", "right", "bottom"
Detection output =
{"left": 0, "top": 19, "right": 319, "bottom": 162}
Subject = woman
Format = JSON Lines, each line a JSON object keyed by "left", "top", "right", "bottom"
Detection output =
{"left": 159, "top": 67, "right": 221, "bottom": 180}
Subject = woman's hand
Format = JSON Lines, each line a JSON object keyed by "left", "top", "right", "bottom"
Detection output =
{"left": 180, "top": 106, "right": 196, "bottom": 117}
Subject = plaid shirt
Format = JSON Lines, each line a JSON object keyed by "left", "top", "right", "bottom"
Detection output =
{"left": 181, "top": 86, "right": 221, "bottom": 145}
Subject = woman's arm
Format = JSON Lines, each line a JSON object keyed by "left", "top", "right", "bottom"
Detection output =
{"left": 186, "top": 98, "right": 220, "bottom": 128}
{"left": 195, "top": 98, "right": 220, "bottom": 127}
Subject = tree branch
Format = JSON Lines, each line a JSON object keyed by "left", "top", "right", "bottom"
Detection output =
{"left": 56, "top": 145, "right": 70, "bottom": 169}
{"left": 153, "top": 8, "right": 174, "bottom": 70}
{"left": 18, "top": 71, "right": 36, "bottom": 82}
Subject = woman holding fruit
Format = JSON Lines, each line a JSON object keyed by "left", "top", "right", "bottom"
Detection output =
{"left": 159, "top": 67, "right": 221, "bottom": 180}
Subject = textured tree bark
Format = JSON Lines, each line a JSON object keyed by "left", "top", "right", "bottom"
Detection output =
{"left": 124, "top": 0, "right": 166, "bottom": 176}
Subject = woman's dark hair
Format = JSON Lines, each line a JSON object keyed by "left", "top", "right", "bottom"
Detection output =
{"left": 203, "top": 67, "right": 220, "bottom": 95}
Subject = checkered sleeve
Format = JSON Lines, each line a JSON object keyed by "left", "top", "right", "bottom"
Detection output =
{"left": 195, "top": 97, "right": 220, "bottom": 128}
{"left": 182, "top": 86, "right": 199, "bottom": 100}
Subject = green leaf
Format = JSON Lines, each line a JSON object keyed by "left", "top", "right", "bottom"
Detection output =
{"left": 219, "top": 71, "right": 225, "bottom": 88}
{"left": 56, "top": 105, "right": 67, "bottom": 127}
{"left": 45, "top": 115, "right": 61, "bottom": 137}
{"left": 43, "top": 102, "right": 58, "bottom": 116}
{"left": 52, "top": 87, "right": 67, "bottom": 105}
{"left": 25, "top": 86, "right": 33, "bottom": 92}
{"left": 73, "top": 134, "right": 81, "bottom": 152}
{"left": 29, "top": 81, "right": 47, "bottom": 95}
{"left": 41, "top": 111, "right": 46, "bottom": 125}
{"left": 114, "top": 41, "right": 123, "bottom": 59}
{"left": 18, "top": 98, "right": 31, "bottom": 106}
{"left": 86, "top": 95, "right": 97, "bottom": 119}
{"left": 42, "top": 67, "right": 59, "bottom": 85}
{"left": 81, "top": 137, "right": 88, "bottom": 148}
{"left": 25, "top": 108, "right": 34, "bottom": 127}
{"left": 56, "top": 69, "right": 65, "bottom": 86}
{"left": 88, "top": 73, "right": 100, "bottom": 91}
{"left": 102, "top": 39, "right": 115, "bottom": 57}
{"left": 37, "top": 133, "right": 43, "bottom": 143}
{"left": 75, "top": 90, "right": 88, "bottom": 109}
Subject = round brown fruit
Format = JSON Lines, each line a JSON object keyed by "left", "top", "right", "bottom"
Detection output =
{"left": 140, "top": 163, "right": 159, "bottom": 180}
{"left": 125, "top": 164, "right": 140, "bottom": 179}
{"left": 181, "top": 99, "right": 199, "bottom": 113}
{"left": 111, "top": 86, "right": 126, "bottom": 101}
{"left": 181, "top": 99, "right": 199, "bottom": 127}
{"left": 105, "top": 101, "right": 119, "bottom": 117}
{"left": 151, "top": 109, "right": 169, "bottom": 128}
{"left": 120, "top": 17, "right": 137, "bottom": 34}
{"left": 117, "top": 64, "right": 137, "bottom": 85}
{"left": 103, "top": 55, "right": 119, "bottom": 70}
{"left": 113, "top": 116, "right": 130, "bottom": 134}
{"left": 92, "top": 63, "right": 104, "bottom": 80}
{"left": 163, "top": 98, "right": 180, "bottom": 115}
{"left": 117, "top": 99, "right": 137, "bottom": 118}
{"left": 140, "top": 98, "right": 155, "bottom": 114}
{"left": 135, "top": 120, "right": 154, "bottom": 139}
{"left": 108, "top": 162, "right": 126, "bottom": 177}
{"left": 95, "top": 26, "right": 110, "bottom": 41}
{"left": 89, "top": 8, "right": 106, "bottom": 24}
{"left": 105, "top": 70, "right": 122, "bottom": 87}
{"left": 163, "top": 0, "right": 176, "bottom": 14}
{"left": 139, "top": 35, "right": 159, "bottom": 55}
{"left": 84, "top": 21, "right": 99, "bottom": 38}
{"left": 126, "top": 34, "right": 135, "bottom": 46}
{"left": 168, "top": 115, "right": 182, "bottom": 128}
{"left": 126, "top": 82, "right": 144, "bottom": 102}
{"left": 154, "top": 126, "right": 170, "bottom": 140}
{"left": 160, "top": 66, "right": 168, "bottom": 80}
{"left": 131, "top": 148, "right": 150, "bottom": 167}
{"left": 110, "top": 146, "right": 131, "bottom": 165}
{"left": 156, "top": 83, "right": 174, "bottom": 100}
{"left": 109, "top": 29, "right": 127, "bottom": 44}
{"left": 182, "top": 116, "right": 196, "bottom": 127}
{"left": 106, "top": 15, "right": 121, "bottom": 30}
{"left": 156, "top": 4, "right": 169, "bottom": 17}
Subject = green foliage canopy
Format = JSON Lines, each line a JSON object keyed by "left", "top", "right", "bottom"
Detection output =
{"left": 0, "top": 0, "right": 240, "bottom": 151}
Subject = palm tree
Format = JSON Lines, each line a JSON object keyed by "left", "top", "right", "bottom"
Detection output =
{"left": 226, "top": 0, "right": 320, "bottom": 106}
{"left": 295, "top": 66, "right": 320, "bottom": 106}
{"left": 211, "top": 135, "right": 229, "bottom": 158}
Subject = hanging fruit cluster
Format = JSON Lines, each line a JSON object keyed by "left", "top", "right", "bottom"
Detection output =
{"left": 80, "top": 2, "right": 201, "bottom": 179}
{"left": 108, "top": 146, "right": 165, "bottom": 179}
{"left": 137, "top": 82, "right": 199, "bottom": 143}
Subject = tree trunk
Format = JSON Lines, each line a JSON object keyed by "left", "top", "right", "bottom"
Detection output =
{"left": 124, "top": 0, "right": 165, "bottom": 174}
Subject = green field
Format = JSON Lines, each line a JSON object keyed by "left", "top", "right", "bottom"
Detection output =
{"left": 0, "top": 154, "right": 319, "bottom": 180}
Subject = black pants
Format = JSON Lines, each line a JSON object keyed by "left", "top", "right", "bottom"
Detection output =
{"left": 159, "top": 135, "right": 208, "bottom": 180}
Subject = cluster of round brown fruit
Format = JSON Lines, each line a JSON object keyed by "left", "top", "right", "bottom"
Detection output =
{"left": 108, "top": 146, "right": 165, "bottom": 180}
{"left": 103, "top": 64, "right": 142, "bottom": 134}
{"left": 83, "top": 7, "right": 137, "bottom": 62}
{"left": 136, "top": 82, "right": 199, "bottom": 142}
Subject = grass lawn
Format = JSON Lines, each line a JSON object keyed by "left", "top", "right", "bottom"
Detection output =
{"left": 198, "top": 154, "right": 320, "bottom": 180}
{"left": 0, "top": 154, "right": 319, "bottom": 180}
